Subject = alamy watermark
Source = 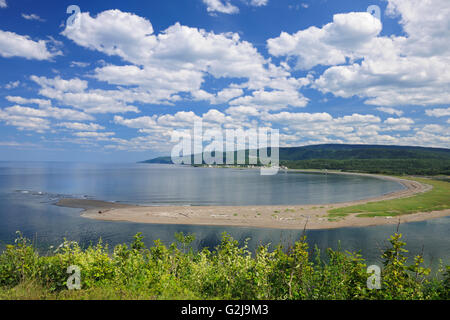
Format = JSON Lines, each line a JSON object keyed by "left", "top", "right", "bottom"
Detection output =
{"left": 367, "top": 5, "right": 381, "bottom": 20}
{"left": 170, "top": 121, "right": 280, "bottom": 175}
{"left": 367, "top": 265, "right": 381, "bottom": 290}
{"left": 67, "top": 265, "right": 81, "bottom": 290}
{"left": 66, "top": 5, "right": 81, "bottom": 28}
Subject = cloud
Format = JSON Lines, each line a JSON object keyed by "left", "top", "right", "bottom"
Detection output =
{"left": 73, "top": 131, "right": 115, "bottom": 139}
{"left": 249, "top": 0, "right": 268, "bottom": 7}
{"left": 0, "top": 0, "right": 6, "bottom": 9}
{"left": 62, "top": 13, "right": 266, "bottom": 79}
{"left": 114, "top": 110, "right": 233, "bottom": 136}
{"left": 225, "top": 106, "right": 260, "bottom": 117}
{"left": 61, "top": 10, "right": 155, "bottom": 63}
{"left": 0, "top": 109, "right": 50, "bottom": 132}
{"left": 0, "top": 141, "right": 38, "bottom": 147}
{"left": 268, "top": 12, "right": 382, "bottom": 70}
{"left": 30, "top": 75, "right": 140, "bottom": 114}
{"left": 334, "top": 113, "right": 381, "bottom": 124}
{"left": 376, "top": 107, "right": 404, "bottom": 116}
{"left": 1, "top": 96, "right": 96, "bottom": 133}
{"left": 268, "top": 0, "right": 450, "bottom": 107}
{"left": 202, "top": 0, "right": 239, "bottom": 14}
{"left": 113, "top": 115, "right": 157, "bottom": 130}
{"left": 289, "top": 3, "right": 308, "bottom": 11}
{"left": 257, "top": 111, "right": 447, "bottom": 147}
{"left": 3, "top": 4, "right": 448, "bottom": 152}
{"left": 61, "top": 10, "right": 306, "bottom": 108}
{"left": 57, "top": 122, "right": 105, "bottom": 131}
{"left": 261, "top": 112, "right": 332, "bottom": 123}
{"left": 105, "top": 135, "right": 172, "bottom": 152}
{"left": 21, "top": 13, "right": 45, "bottom": 22}
{"left": 314, "top": 56, "right": 450, "bottom": 106}
{"left": 31, "top": 75, "right": 87, "bottom": 92}
{"left": 0, "top": 30, "right": 61, "bottom": 60}
{"left": 202, "top": 109, "right": 232, "bottom": 124}
{"left": 229, "top": 88, "right": 309, "bottom": 110}
{"left": 385, "top": 0, "right": 450, "bottom": 57}
{"left": 192, "top": 87, "right": 244, "bottom": 105}
{"left": 425, "top": 107, "right": 450, "bottom": 117}
{"left": 70, "top": 61, "right": 90, "bottom": 68}
{"left": 3, "top": 81, "right": 20, "bottom": 89}
{"left": 421, "top": 124, "right": 449, "bottom": 135}
{"left": 384, "top": 117, "right": 414, "bottom": 131}
{"left": 93, "top": 64, "right": 203, "bottom": 100}
{"left": 202, "top": 0, "right": 268, "bottom": 15}
{"left": 111, "top": 107, "right": 449, "bottom": 151}
{"left": 6, "top": 96, "right": 52, "bottom": 108}
{"left": 157, "top": 111, "right": 203, "bottom": 127}
{"left": 2, "top": 104, "right": 94, "bottom": 121}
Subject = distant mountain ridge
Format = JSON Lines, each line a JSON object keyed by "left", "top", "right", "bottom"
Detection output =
{"left": 141, "top": 144, "right": 450, "bottom": 163}
{"left": 141, "top": 156, "right": 173, "bottom": 164}
{"left": 140, "top": 144, "right": 450, "bottom": 175}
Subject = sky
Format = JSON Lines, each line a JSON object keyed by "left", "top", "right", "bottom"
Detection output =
{"left": 0, "top": 0, "right": 449, "bottom": 162}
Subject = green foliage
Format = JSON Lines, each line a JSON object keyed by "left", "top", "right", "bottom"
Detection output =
{"left": 0, "top": 232, "right": 39, "bottom": 287}
{"left": 373, "top": 233, "right": 431, "bottom": 299}
{"left": 443, "top": 266, "right": 450, "bottom": 299}
{"left": 0, "top": 231, "right": 448, "bottom": 300}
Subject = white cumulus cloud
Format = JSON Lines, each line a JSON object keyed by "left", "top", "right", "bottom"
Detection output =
{"left": 202, "top": 0, "right": 239, "bottom": 14}
{"left": 268, "top": 0, "right": 450, "bottom": 107}
{"left": 61, "top": 9, "right": 306, "bottom": 109}
{"left": 0, "top": 30, "right": 61, "bottom": 60}
{"left": 425, "top": 108, "right": 450, "bottom": 117}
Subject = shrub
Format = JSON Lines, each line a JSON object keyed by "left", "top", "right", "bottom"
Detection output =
{"left": 0, "top": 231, "right": 448, "bottom": 300}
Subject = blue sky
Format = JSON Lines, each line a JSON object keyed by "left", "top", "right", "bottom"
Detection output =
{"left": 0, "top": 0, "right": 449, "bottom": 162}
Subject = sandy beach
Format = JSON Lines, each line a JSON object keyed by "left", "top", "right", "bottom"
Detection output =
{"left": 56, "top": 172, "right": 450, "bottom": 230}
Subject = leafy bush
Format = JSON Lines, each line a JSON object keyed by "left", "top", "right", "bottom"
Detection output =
{"left": 0, "top": 231, "right": 448, "bottom": 300}
{"left": 0, "top": 232, "right": 39, "bottom": 287}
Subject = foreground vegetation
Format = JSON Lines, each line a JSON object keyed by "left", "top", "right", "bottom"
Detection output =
{"left": 328, "top": 178, "right": 450, "bottom": 218}
{"left": 0, "top": 231, "right": 448, "bottom": 300}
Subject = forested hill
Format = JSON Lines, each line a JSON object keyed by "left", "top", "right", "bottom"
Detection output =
{"left": 280, "top": 144, "right": 450, "bottom": 160}
{"left": 140, "top": 144, "right": 450, "bottom": 175}
{"left": 141, "top": 156, "right": 173, "bottom": 164}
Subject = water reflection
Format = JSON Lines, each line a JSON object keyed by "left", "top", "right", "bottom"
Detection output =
{"left": 0, "top": 162, "right": 404, "bottom": 206}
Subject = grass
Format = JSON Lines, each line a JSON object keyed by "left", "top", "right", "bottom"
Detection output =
{"left": 328, "top": 177, "right": 450, "bottom": 218}
{"left": 0, "top": 281, "right": 153, "bottom": 300}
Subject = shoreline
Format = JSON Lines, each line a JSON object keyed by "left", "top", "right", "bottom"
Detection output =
{"left": 56, "top": 172, "right": 450, "bottom": 230}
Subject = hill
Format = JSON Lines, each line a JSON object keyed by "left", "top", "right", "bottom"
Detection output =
{"left": 277, "top": 144, "right": 450, "bottom": 160}
{"left": 140, "top": 144, "right": 450, "bottom": 175}
{"left": 140, "top": 156, "right": 173, "bottom": 164}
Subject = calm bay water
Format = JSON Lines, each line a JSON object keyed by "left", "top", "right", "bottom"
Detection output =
{"left": 0, "top": 162, "right": 448, "bottom": 269}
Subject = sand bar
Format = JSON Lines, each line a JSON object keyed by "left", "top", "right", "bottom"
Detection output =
{"left": 56, "top": 172, "right": 450, "bottom": 230}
